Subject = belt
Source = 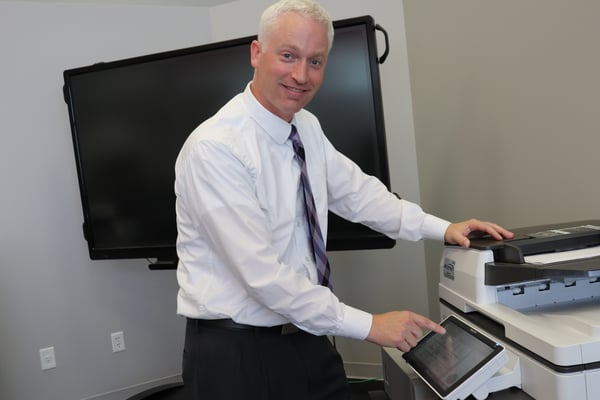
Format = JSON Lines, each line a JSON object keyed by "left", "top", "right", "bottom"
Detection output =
{"left": 188, "top": 318, "right": 300, "bottom": 335}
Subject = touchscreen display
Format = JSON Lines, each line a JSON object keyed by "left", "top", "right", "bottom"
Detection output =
{"left": 402, "top": 315, "right": 504, "bottom": 398}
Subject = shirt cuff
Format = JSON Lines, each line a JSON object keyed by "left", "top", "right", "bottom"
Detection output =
{"left": 336, "top": 304, "right": 373, "bottom": 340}
{"left": 421, "top": 214, "right": 451, "bottom": 241}
{"left": 396, "top": 199, "right": 449, "bottom": 242}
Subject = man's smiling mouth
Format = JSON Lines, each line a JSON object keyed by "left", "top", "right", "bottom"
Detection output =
{"left": 283, "top": 84, "right": 308, "bottom": 93}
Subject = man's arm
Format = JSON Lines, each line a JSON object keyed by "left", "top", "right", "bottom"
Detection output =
{"left": 366, "top": 219, "right": 513, "bottom": 351}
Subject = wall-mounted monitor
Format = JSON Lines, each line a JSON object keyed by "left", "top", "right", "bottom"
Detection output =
{"left": 63, "top": 15, "right": 395, "bottom": 266}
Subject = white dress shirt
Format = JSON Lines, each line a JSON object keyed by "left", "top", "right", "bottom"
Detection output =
{"left": 174, "top": 83, "right": 450, "bottom": 340}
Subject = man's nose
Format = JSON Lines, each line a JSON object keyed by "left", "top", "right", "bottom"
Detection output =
{"left": 291, "top": 60, "right": 309, "bottom": 84}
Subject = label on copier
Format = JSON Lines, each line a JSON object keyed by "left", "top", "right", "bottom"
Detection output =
{"left": 443, "top": 258, "right": 455, "bottom": 280}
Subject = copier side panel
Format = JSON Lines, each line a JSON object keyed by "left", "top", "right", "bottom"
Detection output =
{"left": 518, "top": 344, "right": 587, "bottom": 400}
{"left": 585, "top": 369, "right": 600, "bottom": 399}
{"left": 439, "top": 247, "right": 496, "bottom": 308}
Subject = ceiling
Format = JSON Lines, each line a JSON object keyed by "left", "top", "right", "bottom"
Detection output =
{"left": 11, "top": 0, "right": 235, "bottom": 6}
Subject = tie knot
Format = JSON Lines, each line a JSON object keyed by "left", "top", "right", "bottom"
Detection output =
{"left": 289, "top": 124, "right": 300, "bottom": 143}
{"left": 289, "top": 125, "right": 305, "bottom": 160}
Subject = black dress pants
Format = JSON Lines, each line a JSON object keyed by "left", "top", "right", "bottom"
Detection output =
{"left": 182, "top": 318, "right": 349, "bottom": 400}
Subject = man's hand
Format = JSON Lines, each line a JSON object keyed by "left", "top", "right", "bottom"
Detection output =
{"left": 445, "top": 219, "right": 514, "bottom": 248}
{"left": 366, "top": 311, "right": 446, "bottom": 352}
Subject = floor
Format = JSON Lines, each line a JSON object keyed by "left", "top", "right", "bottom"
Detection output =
{"left": 132, "top": 379, "right": 389, "bottom": 400}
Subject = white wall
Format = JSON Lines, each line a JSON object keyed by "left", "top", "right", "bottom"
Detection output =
{"left": 0, "top": 0, "right": 424, "bottom": 398}
{"left": 0, "top": 2, "right": 211, "bottom": 399}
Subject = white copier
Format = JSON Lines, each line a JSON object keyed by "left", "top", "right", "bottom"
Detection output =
{"left": 383, "top": 220, "right": 600, "bottom": 400}
{"left": 441, "top": 220, "right": 600, "bottom": 399}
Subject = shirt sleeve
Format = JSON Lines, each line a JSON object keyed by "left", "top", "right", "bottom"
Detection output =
{"left": 336, "top": 304, "right": 373, "bottom": 340}
{"left": 323, "top": 139, "right": 451, "bottom": 242}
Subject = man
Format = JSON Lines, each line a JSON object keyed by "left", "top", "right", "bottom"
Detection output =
{"left": 174, "top": 1, "right": 514, "bottom": 399}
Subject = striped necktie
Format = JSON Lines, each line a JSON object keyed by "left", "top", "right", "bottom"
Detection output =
{"left": 289, "top": 125, "right": 332, "bottom": 289}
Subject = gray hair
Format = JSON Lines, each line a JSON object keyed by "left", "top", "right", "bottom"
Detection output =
{"left": 258, "top": 0, "right": 334, "bottom": 52}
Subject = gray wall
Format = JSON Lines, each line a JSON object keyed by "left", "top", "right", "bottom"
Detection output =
{"left": 403, "top": 0, "right": 600, "bottom": 319}
{"left": 1, "top": 1, "right": 424, "bottom": 398}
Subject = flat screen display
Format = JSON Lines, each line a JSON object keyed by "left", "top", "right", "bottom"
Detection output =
{"left": 402, "top": 315, "right": 506, "bottom": 400}
{"left": 63, "top": 16, "right": 394, "bottom": 263}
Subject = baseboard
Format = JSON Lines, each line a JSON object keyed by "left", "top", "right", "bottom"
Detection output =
{"left": 344, "top": 361, "right": 384, "bottom": 380}
{"left": 80, "top": 374, "right": 182, "bottom": 400}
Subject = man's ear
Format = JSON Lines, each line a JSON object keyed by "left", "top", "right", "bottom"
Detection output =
{"left": 250, "top": 40, "right": 261, "bottom": 69}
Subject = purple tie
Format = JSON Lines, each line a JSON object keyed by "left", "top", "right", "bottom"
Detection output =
{"left": 289, "top": 125, "right": 332, "bottom": 289}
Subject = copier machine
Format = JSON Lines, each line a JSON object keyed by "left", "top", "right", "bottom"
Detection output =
{"left": 438, "top": 220, "right": 600, "bottom": 399}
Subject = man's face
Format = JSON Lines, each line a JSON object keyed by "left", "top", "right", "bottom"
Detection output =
{"left": 250, "top": 12, "right": 329, "bottom": 122}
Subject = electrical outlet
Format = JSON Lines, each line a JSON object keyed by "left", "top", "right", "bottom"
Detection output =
{"left": 111, "top": 331, "right": 126, "bottom": 353}
{"left": 40, "top": 347, "right": 56, "bottom": 370}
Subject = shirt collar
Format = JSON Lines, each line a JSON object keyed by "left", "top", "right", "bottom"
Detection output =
{"left": 242, "top": 82, "right": 296, "bottom": 145}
